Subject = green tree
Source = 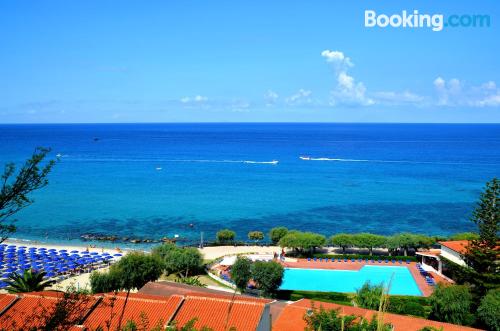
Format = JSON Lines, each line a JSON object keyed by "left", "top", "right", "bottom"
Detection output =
{"left": 354, "top": 282, "right": 384, "bottom": 310}
{"left": 89, "top": 270, "right": 121, "bottom": 293}
{"left": 279, "top": 231, "right": 326, "bottom": 254}
{"left": 387, "top": 233, "right": 434, "bottom": 256}
{"left": 0, "top": 147, "right": 56, "bottom": 242}
{"left": 152, "top": 244, "right": 203, "bottom": 278}
{"left": 477, "top": 288, "right": 500, "bottom": 331}
{"left": 269, "top": 226, "right": 288, "bottom": 244}
{"left": 353, "top": 233, "right": 387, "bottom": 256}
{"left": 167, "top": 247, "right": 203, "bottom": 278}
{"left": 98, "top": 252, "right": 164, "bottom": 330}
{"left": 251, "top": 260, "right": 284, "bottom": 297}
{"left": 330, "top": 233, "right": 355, "bottom": 254}
{"left": 4, "top": 269, "right": 56, "bottom": 293}
{"left": 216, "top": 229, "right": 236, "bottom": 244}
{"left": 230, "top": 256, "right": 253, "bottom": 292}
{"left": 448, "top": 232, "right": 480, "bottom": 241}
{"left": 429, "top": 284, "right": 474, "bottom": 326}
{"left": 464, "top": 178, "right": 499, "bottom": 295}
{"left": 248, "top": 231, "right": 264, "bottom": 242}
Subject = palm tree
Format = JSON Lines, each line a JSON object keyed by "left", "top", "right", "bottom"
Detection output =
{"left": 4, "top": 269, "right": 56, "bottom": 293}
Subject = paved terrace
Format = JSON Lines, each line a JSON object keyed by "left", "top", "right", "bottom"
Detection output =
{"left": 281, "top": 258, "right": 450, "bottom": 297}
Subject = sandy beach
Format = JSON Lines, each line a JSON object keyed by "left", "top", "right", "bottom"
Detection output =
{"left": 199, "top": 245, "right": 281, "bottom": 260}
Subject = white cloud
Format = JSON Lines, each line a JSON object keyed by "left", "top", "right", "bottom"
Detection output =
{"left": 264, "top": 90, "right": 279, "bottom": 106}
{"left": 180, "top": 95, "right": 208, "bottom": 103}
{"left": 433, "top": 77, "right": 500, "bottom": 107}
{"left": 322, "top": 49, "right": 373, "bottom": 106}
{"left": 373, "top": 91, "right": 424, "bottom": 104}
{"left": 285, "top": 89, "right": 313, "bottom": 106}
{"left": 321, "top": 50, "right": 353, "bottom": 69}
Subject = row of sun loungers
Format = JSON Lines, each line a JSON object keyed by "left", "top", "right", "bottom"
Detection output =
{"left": 306, "top": 257, "right": 412, "bottom": 264}
{"left": 416, "top": 263, "right": 436, "bottom": 286}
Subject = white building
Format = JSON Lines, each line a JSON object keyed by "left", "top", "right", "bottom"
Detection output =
{"left": 416, "top": 240, "right": 469, "bottom": 275}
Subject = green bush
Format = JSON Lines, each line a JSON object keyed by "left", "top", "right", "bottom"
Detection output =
{"left": 216, "top": 229, "right": 236, "bottom": 243}
{"left": 387, "top": 296, "right": 429, "bottom": 318}
{"left": 355, "top": 282, "right": 384, "bottom": 310}
{"left": 477, "top": 288, "right": 500, "bottom": 331}
{"left": 312, "top": 253, "right": 417, "bottom": 262}
{"left": 248, "top": 231, "right": 264, "bottom": 241}
{"left": 429, "top": 284, "right": 475, "bottom": 326}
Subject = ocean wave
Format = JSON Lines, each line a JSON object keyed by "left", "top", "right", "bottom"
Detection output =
{"left": 299, "top": 156, "right": 498, "bottom": 166}
{"left": 67, "top": 157, "right": 278, "bottom": 165}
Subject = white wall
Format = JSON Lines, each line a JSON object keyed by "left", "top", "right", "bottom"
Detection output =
{"left": 440, "top": 246, "right": 467, "bottom": 266}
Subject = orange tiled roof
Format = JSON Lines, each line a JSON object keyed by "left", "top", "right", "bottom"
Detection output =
{"left": 81, "top": 292, "right": 183, "bottom": 331}
{"left": 172, "top": 294, "right": 268, "bottom": 331}
{"left": 440, "top": 240, "right": 470, "bottom": 254}
{"left": 273, "top": 299, "right": 483, "bottom": 331}
{"left": 0, "top": 291, "right": 97, "bottom": 330}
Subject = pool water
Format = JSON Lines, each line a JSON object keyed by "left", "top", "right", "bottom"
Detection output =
{"left": 280, "top": 265, "right": 422, "bottom": 296}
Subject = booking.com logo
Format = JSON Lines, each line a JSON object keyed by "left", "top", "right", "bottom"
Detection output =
{"left": 365, "top": 10, "right": 491, "bottom": 32}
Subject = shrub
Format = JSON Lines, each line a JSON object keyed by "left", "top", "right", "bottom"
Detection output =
{"left": 248, "top": 231, "right": 264, "bottom": 242}
{"left": 252, "top": 261, "right": 284, "bottom": 297}
{"left": 216, "top": 229, "right": 236, "bottom": 243}
{"left": 174, "top": 276, "right": 207, "bottom": 288}
{"left": 429, "top": 284, "right": 474, "bottom": 326}
{"left": 387, "top": 296, "right": 429, "bottom": 317}
{"left": 304, "top": 306, "right": 391, "bottom": 331}
{"left": 477, "top": 288, "right": 500, "bottom": 331}
{"left": 313, "top": 253, "right": 417, "bottom": 261}
{"left": 448, "top": 232, "right": 479, "bottom": 241}
{"left": 354, "top": 282, "right": 384, "bottom": 310}
{"left": 269, "top": 227, "right": 288, "bottom": 244}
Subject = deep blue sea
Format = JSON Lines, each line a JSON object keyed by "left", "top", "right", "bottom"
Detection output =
{"left": 0, "top": 123, "right": 498, "bottom": 247}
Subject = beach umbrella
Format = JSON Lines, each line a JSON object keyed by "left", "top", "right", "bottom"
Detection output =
{"left": 90, "top": 252, "right": 99, "bottom": 255}
{"left": 113, "top": 254, "right": 122, "bottom": 257}
{"left": 70, "top": 250, "right": 79, "bottom": 253}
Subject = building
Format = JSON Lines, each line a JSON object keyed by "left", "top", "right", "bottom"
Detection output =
{"left": 0, "top": 283, "right": 484, "bottom": 331}
{"left": 416, "top": 240, "right": 469, "bottom": 275}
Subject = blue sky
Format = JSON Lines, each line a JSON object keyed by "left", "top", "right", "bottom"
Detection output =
{"left": 0, "top": 0, "right": 499, "bottom": 123}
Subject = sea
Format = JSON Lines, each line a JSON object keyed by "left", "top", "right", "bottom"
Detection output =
{"left": 0, "top": 123, "right": 498, "bottom": 247}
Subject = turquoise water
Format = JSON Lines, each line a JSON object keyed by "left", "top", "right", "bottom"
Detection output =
{"left": 280, "top": 265, "right": 422, "bottom": 296}
{"left": 0, "top": 123, "right": 499, "bottom": 246}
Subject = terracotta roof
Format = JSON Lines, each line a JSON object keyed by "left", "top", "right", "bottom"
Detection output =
{"left": 81, "top": 292, "right": 183, "bottom": 330}
{"left": 0, "top": 291, "right": 97, "bottom": 330}
{"left": 273, "top": 299, "right": 483, "bottom": 331}
{"left": 172, "top": 294, "right": 268, "bottom": 331}
{"left": 439, "top": 240, "right": 469, "bottom": 254}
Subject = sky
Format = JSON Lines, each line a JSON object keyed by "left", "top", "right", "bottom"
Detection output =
{"left": 0, "top": 0, "right": 499, "bottom": 123}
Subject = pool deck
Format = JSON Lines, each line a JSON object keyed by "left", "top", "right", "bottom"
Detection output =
{"left": 281, "top": 258, "right": 448, "bottom": 297}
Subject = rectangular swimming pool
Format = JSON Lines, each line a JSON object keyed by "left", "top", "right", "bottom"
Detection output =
{"left": 280, "top": 265, "right": 422, "bottom": 296}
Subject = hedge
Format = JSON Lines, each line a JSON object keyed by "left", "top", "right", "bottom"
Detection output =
{"left": 276, "top": 290, "right": 353, "bottom": 305}
{"left": 276, "top": 291, "right": 431, "bottom": 317}
{"left": 312, "top": 253, "right": 418, "bottom": 262}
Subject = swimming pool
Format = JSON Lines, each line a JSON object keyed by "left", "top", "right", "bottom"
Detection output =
{"left": 280, "top": 265, "right": 422, "bottom": 296}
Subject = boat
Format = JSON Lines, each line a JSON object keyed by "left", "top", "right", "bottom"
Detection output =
{"left": 299, "top": 156, "right": 311, "bottom": 160}
{"left": 155, "top": 167, "right": 162, "bottom": 170}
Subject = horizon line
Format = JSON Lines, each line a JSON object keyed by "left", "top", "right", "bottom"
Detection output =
{"left": 1, "top": 121, "right": 500, "bottom": 125}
